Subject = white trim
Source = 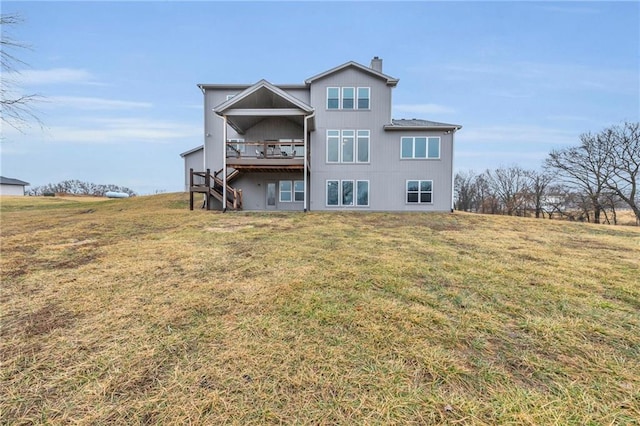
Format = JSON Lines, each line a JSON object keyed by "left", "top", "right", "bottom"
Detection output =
{"left": 224, "top": 108, "right": 308, "bottom": 116}
{"left": 222, "top": 115, "right": 228, "bottom": 211}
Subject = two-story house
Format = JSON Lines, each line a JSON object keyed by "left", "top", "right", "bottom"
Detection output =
{"left": 184, "top": 57, "right": 461, "bottom": 212}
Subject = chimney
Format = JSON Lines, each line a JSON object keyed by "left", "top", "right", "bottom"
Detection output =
{"left": 370, "top": 56, "right": 383, "bottom": 72}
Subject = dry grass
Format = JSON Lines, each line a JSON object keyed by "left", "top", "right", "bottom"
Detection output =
{"left": 1, "top": 193, "right": 639, "bottom": 424}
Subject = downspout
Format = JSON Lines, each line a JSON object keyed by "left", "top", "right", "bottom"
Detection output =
{"left": 450, "top": 128, "right": 456, "bottom": 213}
{"left": 303, "top": 110, "right": 315, "bottom": 213}
{"left": 222, "top": 115, "right": 228, "bottom": 212}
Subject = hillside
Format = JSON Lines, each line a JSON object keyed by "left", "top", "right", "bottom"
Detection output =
{"left": 1, "top": 193, "right": 639, "bottom": 424}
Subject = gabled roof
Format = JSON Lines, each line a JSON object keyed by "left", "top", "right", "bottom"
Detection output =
{"left": 305, "top": 61, "right": 399, "bottom": 87}
{"left": 384, "top": 118, "right": 462, "bottom": 131}
{"left": 213, "top": 79, "right": 313, "bottom": 115}
{"left": 180, "top": 145, "right": 203, "bottom": 158}
{"left": 213, "top": 79, "right": 315, "bottom": 134}
{"left": 0, "top": 176, "right": 30, "bottom": 186}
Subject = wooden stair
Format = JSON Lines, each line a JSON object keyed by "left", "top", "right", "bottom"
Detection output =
{"left": 189, "top": 168, "right": 243, "bottom": 211}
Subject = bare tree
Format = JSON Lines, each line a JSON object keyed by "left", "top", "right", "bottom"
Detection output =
{"left": 1, "top": 13, "right": 42, "bottom": 132}
{"left": 487, "top": 166, "right": 530, "bottom": 216}
{"left": 525, "top": 170, "right": 554, "bottom": 218}
{"left": 454, "top": 170, "right": 478, "bottom": 212}
{"left": 545, "top": 132, "right": 613, "bottom": 224}
{"left": 599, "top": 122, "right": 640, "bottom": 223}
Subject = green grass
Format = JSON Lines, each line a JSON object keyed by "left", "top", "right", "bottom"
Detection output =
{"left": 1, "top": 193, "right": 639, "bottom": 424}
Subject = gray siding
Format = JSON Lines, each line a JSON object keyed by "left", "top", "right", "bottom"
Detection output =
{"left": 0, "top": 184, "right": 26, "bottom": 196}
{"left": 183, "top": 148, "right": 204, "bottom": 191}
{"left": 200, "top": 63, "right": 456, "bottom": 212}
{"left": 307, "top": 67, "right": 453, "bottom": 212}
{"left": 228, "top": 172, "right": 305, "bottom": 211}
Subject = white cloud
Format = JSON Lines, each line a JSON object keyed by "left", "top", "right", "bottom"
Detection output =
{"left": 11, "top": 68, "right": 100, "bottom": 86}
{"left": 45, "top": 96, "right": 153, "bottom": 110}
{"left": 440, "top": 62, "right": 638, "bottom": 95}
{"left": 393, "top": 103, "right": 456, "bottom": 115}
{"left": 47, "top": 117, "right": 201, "bottom": 144}
{"left": 458, "top": 124, "right": 579, "bottom": 146}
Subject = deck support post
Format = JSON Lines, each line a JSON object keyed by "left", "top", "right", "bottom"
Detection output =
{"left": 189, "top": 168, "right": 194, "bottom": 210}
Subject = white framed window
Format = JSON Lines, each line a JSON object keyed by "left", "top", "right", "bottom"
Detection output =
{"left": 294, "top": 181, "right": 304, "bottom": 202}
{"left": 326, "top": 180, "right": 369, "bottom": 207}
{"left": 357, "top": 130, "right": 370, "bottom": 163}
{"left": 327, "top": 130, "right": 340, "bottom": 163}
{"left": 342, "top": 130, "right": 355, "bottom": 163}
{"left": 279, "top": 181, "right": 292, "bottom": 202}
{"left": 326, "top": 86, "right": 371, "bottom": 110}
{"left": 280, "top": 180, "right": 304, "bottom": 203}
{"left": 406, "top": 180, "right": 433, "bottom": 204}
{"left": 327, "top": 180, "right": 339, "bottom": 206}
{"left": 327, "top": 130, "right": 370, "bottom": 163}
{"left": 327, "top": 87, "right": 340, "bottom": 109}
{"left": 401, "top": 137, "right": 440, "bottom": 159}
{"left": 357, "top": 87, "right": 370, "bottom": 109}
{"left": 357, "top": 181, "right": 369, "bottom": 206}
{"left": 342, "top": 87, "right": 355, "bottom": 109}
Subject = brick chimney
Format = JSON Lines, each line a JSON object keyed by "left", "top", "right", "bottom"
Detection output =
{"left": 370, "top": 56, "right": 383, "bottom": 72}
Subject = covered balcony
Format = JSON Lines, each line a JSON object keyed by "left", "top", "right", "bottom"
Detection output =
{"left": 226, "top": 139, "right": 306, "bottom": 171}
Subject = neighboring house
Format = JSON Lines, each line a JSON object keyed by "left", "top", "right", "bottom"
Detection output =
{"left": 186, "top": 57, "right": 461, "bottom": 212}
{"left": 180, "top": 145, "right": 204, "bottom": 192}
{"left": 0, "top": 176, "right": 30, "bottom": 196}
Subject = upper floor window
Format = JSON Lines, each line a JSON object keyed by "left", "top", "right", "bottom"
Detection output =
{"left": 327, "top": 129, "right": 369, "bottom": 163}
{"left": 327, "top": 87, "right": 340, "bottom": 109}
{"left": 357, "top": 87, "right": 370, "bottom": 109}
{"left": 342, "top": 87, "right": 355, "bottom": 109}
{"left": 401, "top": 137, "right": 440, "bottom": 159}
{"left": 326, "top": 86, "right": 370, "bottom": 110}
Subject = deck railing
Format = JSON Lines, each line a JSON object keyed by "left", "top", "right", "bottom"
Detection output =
{"left": 226, "top": 140, "right": 305, "bottom": 159}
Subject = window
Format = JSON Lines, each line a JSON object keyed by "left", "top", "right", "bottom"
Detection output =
{"left": 327, "top": 130, "right": 369, "bottom": 163}
{"left": 294, "top": 181, "right": 304, "bottom": 202}
{"left": 342, "top": 181, "right": 354, "bottom": 205}
{"left": 327, "top": 180, "right": 339, "bottom": 206}
{"left": 342, "top": 130, "right": 355, "bottom": 162}
{"left": 326, "top": 180, "right": 369, "bottom": 207}
{"left": 357, "top": 130, "right": 370, "bottom": 163}
{"left": 357, "top": 87, "right": 370, "bottom": 109}
{"left": 280, "top": 180, "right": 304, "bottom": 203}
{"left": 226, "top": 94, "right": 236, "bottom": 101}
{"left": 400, "top": 137, "right": 440, "bottom": 159}
{"left": 357, "top": 181, "right": 369, "bottom": 206}
{"left": 327, "top": 87, "right": 340, "bottom": 109}
{"left": 326, "top": 86, "right": 370, "bottom": 110}
{"left": 342, "top": 87, "right": 355, "bottom": 109}
{"left": 327, "top": 130, "right": 340, "bottom": 163}
{"left": 406, "top": 180, "right": 433, "bottom": 204}
{"left": 279, "top": 181, "right": 292, "bottom": 202}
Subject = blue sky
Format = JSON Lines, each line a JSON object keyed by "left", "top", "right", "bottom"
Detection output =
{"left": 1, "top": 1, "right": 638, "bottom": 194}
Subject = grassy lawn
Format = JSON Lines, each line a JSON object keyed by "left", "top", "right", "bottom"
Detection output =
{"left": 1, "top": 193, "right": 639, "bottom": 424}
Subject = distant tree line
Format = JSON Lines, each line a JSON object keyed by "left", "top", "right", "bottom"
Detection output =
{"left": 28, "top": 180, "right": 136, "bottom": 197}
{"left": 455, "top": 122, "right": 639, "bottom": 225}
